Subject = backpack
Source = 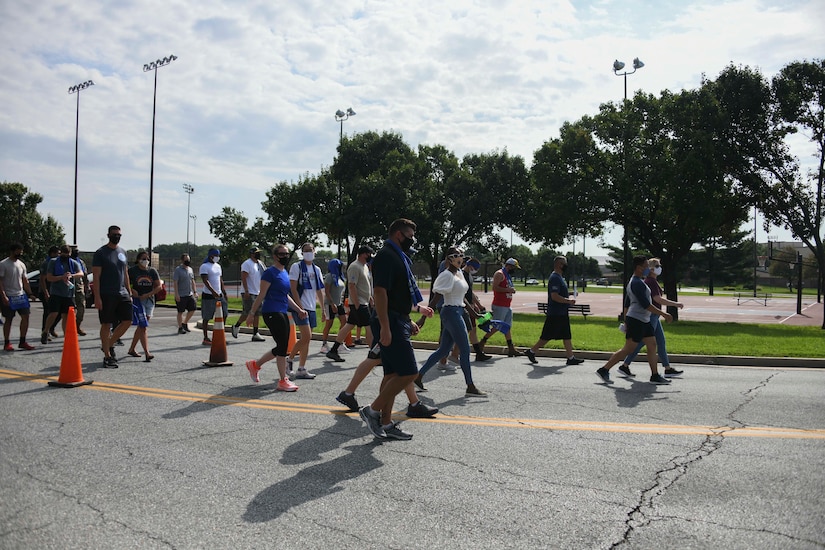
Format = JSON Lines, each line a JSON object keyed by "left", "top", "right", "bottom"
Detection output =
{"left": 156, "top": 280, "right": 167, "bottom": 301}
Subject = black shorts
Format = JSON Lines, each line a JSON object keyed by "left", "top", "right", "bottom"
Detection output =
{"left": 98, "top": 294, "right": 133, "bottom": 325}
{"left": 262, "top": 312, "right": 291, "bottom": 357}
{"left": 371, "top": 312, "right": 417, "bottom": 377}
{"left": 48, "top": 295, "right": 76, "bottom": 314}
{"left": 540, "top": 315, "right": 572, "bottom": 341}
{"left": 625, "top": 316, "right": 655, "bottom": 343}
{"left": 326, "top": 303, "right": 346, "bottom": 319}
{"left": 461, "top": 309, "right": 473, "bottom": 331}
{"left": 1, "top": 304, "right": 31, "bottom": 318}
{"left": 176, "top": 295, "right": 197, "bottom": 313}
{"left": 349, "top": 304, "right": 372, "bottom": 327}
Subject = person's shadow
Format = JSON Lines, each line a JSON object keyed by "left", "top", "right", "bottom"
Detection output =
{"left": 609, "top": 377, "right": 673, "bottom": 408}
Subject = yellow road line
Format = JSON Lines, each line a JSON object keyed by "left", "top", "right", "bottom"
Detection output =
{"left": 2, "top": 368, "right": 823, "bottom": 439}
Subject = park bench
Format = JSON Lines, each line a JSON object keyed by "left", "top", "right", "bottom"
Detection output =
{"left": 734, "top": 292, "right": 772, "bottom": 306}
{"left": 538, "top": 302, "right": 591, "bottom": 317}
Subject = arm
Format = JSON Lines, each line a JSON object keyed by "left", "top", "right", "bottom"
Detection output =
{"left": 550, "top": 291, "right": 575, "bottom": 306}
{"left": 241, "top": 270, "right": 249, "bottom": 295}
{"left": 374, "top": 286, "right": 391, "bottom": 346}
{"left": 201, "top": 273, "right": 219, "bottom": 296}
{"left": 348, "top": 282, "right": 360, "bottom": 307}
{"left": 316, "top": 288, "right": 326, "bottom": 321}
{"left": 289, "top": 279, "right": 301, "bottom": 306}
{"left": 248, "top": 280, "right": 268, "bottom": 325}
{"left": 492, "top": 271, "right": 514, "bottom": 295}
{"left": 653, "top": 295, "right": 683, "bottom": 309}
{"left": 92, "top": 266, "right": 102, "bottom": 309}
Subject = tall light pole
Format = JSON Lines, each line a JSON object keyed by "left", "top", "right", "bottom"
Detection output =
{"left": 68, "top": 80, "right": 94, "bottom": 245}
{"left": 613, "top": 57, "right": 644, "bottom": 319}
{"left": 190, "top": 215, "right": 197, "bottom": 250}
{"left": 334, "top": 107, "right": 356, "bottom": 260}
{"left": 182, "top": 183, "right": 194, "bottom": 255}
{"left": 143, "top": 54, "right": 177, "bottom": 264}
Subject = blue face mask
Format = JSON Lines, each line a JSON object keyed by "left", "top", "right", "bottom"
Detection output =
{"left": 642, "top": 267, "right": 651, "bottom": 277}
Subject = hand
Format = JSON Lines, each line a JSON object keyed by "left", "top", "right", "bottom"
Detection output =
{"left": 379, "top": 323, "right": 392, "bottom": 346}
{"left": 411, "top": 322, "right": 421, "bottom": 335}
{"left": 663, "top": 312, "right": 674, "bottom": 323}
{"left": 569, "top": 298, "right": 576, "bottom": 305}
{"left": 676, "top": 302, "right": 684, "bottom": 309}
{"left": 419, "top": 305, "right": 434, "bottom": 318}
{"left": 1, "top": 295, "right": 8, "bottom": 307}
{"left": 297, "top": 309, "right": 308, "bottom": 319}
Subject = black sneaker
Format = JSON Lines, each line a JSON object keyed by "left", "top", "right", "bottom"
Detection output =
{"left": 664, "top": 368, "right": 683, "bottom": 377}
{"left": 326, "top": 350, "right": 345, "bottom": 362}
{"left": 596, "top": 367, "right": 613, "bottom": 384}
{"left": 475, "top": 352, "right": 493, "bottom": 362}
{"left": 406, "top": 401, "right": 438, "bottom": 418}
{"left": 336, "top": 391, "right": 359, "bottom": 412}
{"left": 465, "top": 385, "right": 488, "bottom": 397}
{"left": 231, "top": 324, "right": 239, "bottom": 339}
{"left": 40, "top": 332, "right": 48, "bottom": 345}
{"left": 359, "top": 406, "right": 386, "bottom": 438}
{"left": 384, "top": 422, "right": 413, "bottom": 440}
{"left": 110, "top": 347, "right": 117, "bottom": 360}
{"left": 183, "top": 325, "right": 191, "bottom": 333}
{"left": 178, "top": 326, "right": 186, "bottom": 335}
{"left": 524, "top": 349, "right": 538, "bottom": 364}
{"left": 650, "top": 373, "right": 671, "bottom": 385}
{"left": 413, "top": 376, "right": 427, "bottom": 392}
{"left": 618, "top": 364, "right": 636, "bottom": 378}
{"left": 115, "top": 339, "right": 124, "bottom": 346}
{"left": 102, "top": 357, "right": 119, "bottom": 369}
{"left": 566, "top": 356, "right": 585, "bottom": 365}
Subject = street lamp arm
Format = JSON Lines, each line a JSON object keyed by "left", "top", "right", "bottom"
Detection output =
{"left": 68, "top": 81, "right": 94, "bottom": 94}
{"left": 143, "top": 55, "right": 178, "bottom": 72}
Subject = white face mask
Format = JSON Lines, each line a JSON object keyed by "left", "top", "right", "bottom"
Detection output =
{"left": 469, "top": 269, "right": 478, "bottom": 275}
{"left": 139, "top": 259, "right": 149, "bottom": 268}
{"left": 212, "top": 256, "right": 220, "bottom": 264}
{"left": 653, "top": 266, "right": 662, "bottom": 276}
{"left": 303, "top": 251, "right": 315, "bottom": 261}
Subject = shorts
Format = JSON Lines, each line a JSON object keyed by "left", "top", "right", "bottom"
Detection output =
{"left": 491, "top": 304, "right": 513, "bottom": 330}
{"left": 371, "top": 311, "right": 417, "bottom": 377}
{"left": 461, "top": 308, "right": 473, "bottom": 331}
{"left": 325, "top": 303, "right": 346, "bottom": 319}
{"left": 348, "top": 304, "right": 372, "bottom": 327}
{"left": 176, "top": 295, "right": 196, "bottom": 313}
{"left": 262, "top": 312, "right": 291, "bottom": 357}
{"left": 48, "top": 295, "right": 76, "bottom": 314}
{"left": 1, "top": 303, "right": 31, "bottom": 318}
{"left": 242, "top": 293, "right": 262, "bottom": 316}
{"left": 201, "top": 294, "right": 228, "bottom": 321}
{"left": 98, "top": 294, "right": 133, "bottom": 324}
{"left": 291, "top": 309, "right": 317, "bottom": 328}
{"left": 625, "top": 316, "right": 655, "bottom": 343}
{"left": 140, "top": 297, "right": 155, "bottom": 319}
{"left": 540, "top": 315, "right": 572, "bottom": 341}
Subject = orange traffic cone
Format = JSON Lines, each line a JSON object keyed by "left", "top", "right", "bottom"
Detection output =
{"left": 203, "top": 309, "right": 233, "bottom": 367}
{"left": 49, "top": 307, "right": 92, "bottom": 388}
{"left": 287, "top": 319, "right": 297, "bottom": 354}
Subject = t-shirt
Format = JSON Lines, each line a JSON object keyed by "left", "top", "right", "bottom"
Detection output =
{"left": 261, "top": 265, "right": 291, "bottom": 314}
{"left": 432, "top": 269, "right": 468, "bottom": 307}
{"left": 347, "top": 260, "right": 372, "bottom": 306}
{"left": 289, "top": 261, "right": 323, "bottom": 310}
{"left": 372, "top": 245, "right": 412, "bottom": 315}
{"left": 645, "top": 275, "right": 663, "bottom": 318}
{"left": 92, "top": 245, "right": 129, "bottom": 298}
{"left": 48, "top": 257, "right": 81, "bottom": 298}
{"left": 324, "top": 272, "right": 344, "bottom": 307}
{"left": 199, "top": 260, "right": 223, "bottom": 296}
{"left": 626, "top": 275, "right": 652, "bottom": 323}
{"left": 241, "top": 258, "right": 265, "bottom": 295}
{"left": 128, "top": 265, "right": 160, "bottom": 301}
{"left": 173, "top": 265, "right": 195, "bottom": 297}
{"left": 546, "top": 271, "right": 570, "bottom": 316}
{"left": 0, "top": 257, "right": 26, "bottom": 297}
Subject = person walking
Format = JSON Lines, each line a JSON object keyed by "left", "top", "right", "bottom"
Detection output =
{"left": 479, "top": 258, "right": 524, "bottom": 357}
{"left": 287, "top": 242, "right": 325, "bottom": 379}
{"left": 462, "top": 257, "right": 493, "bottom": 362}
{"left": 0, "top": 242, "right": 36, "bottom": 351}
{"left": 41, "top": 245, "right": 83, "bottom": 345}
{"left": 326, "top": 245, "right": 374, "bottom": 362}
{"left": 232, "top": 247, "right": 267, "bottom": 342}
{"left": 320, "top": 258, "right": 348, "bottom": 353}
{"left": 358, "top": 218, "right": 434, "bottom": 440}
{"left": 173, "top": 254, "right": 197, "bottom": 334}
{"left": 69, "top": 244, "right": 89, "bottom": 336}
{"left": 199, "top": 248, "right": 228, "bottom": 346}
{"left": 595, "top": 255, "right": 673, "bottom": 385}
{"left": 92, "top": 226, "right": 133, "bottom": 368}
{"left": 39, "top": 246, "right": 60, "bottom": 340}
{"left": 618, "top": 257, "right": 684, "bottom": 378}
{"left": 244, "top": 244, "right": 307, "bottom": 392}
{"left": 524, "top": 255, "right": 585, "bottom": 366}
{"left": 414, "top": 247, "right": 487, "bottom": 397}
{"left": 126, "top": 251, "right": 161, "bottom": 361}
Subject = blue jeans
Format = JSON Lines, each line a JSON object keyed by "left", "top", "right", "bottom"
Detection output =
{"left": 419, "top": 305, "right": 474, "bottom": 385}
{"left": 624, "top": 315, "right": 670, "bottom": 367}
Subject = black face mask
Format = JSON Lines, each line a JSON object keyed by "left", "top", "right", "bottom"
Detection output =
{"left": 108, "top": 234, "right": 121, "bottom": 244}
{"left": 277, "top": 255, "right": 289, "bottom": 266}
{"left": 183, "top": 260, "right": 191, "bottom": 266}
{"left": 254, "top": 252, "right": 261, "bottom": 260}
{"left": 400, "top": 236, "right": 415, "bottom": 252}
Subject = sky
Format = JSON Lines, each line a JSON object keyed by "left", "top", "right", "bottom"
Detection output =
{"left": 1, "top": 0, "right": 823, "bottom": 258}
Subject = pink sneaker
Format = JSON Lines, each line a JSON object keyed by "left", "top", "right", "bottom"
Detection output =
{"left": 245, "top": 360, "right": 261, "bottom": 383}
{"left": 276, "top": 378, "right": 298, "bottom": 392}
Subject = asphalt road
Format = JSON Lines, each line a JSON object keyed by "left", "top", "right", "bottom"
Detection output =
{"left": 1, "top": 308, "right": 824, "bottom": 549}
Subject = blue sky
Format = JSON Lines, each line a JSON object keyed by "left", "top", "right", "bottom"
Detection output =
{"left": 1, "top": 0, "right": 822, "bottom": 256}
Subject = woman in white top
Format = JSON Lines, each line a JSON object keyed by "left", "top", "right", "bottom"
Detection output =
{"left": 414, "top": 248, "right": 486, "bottom": 397}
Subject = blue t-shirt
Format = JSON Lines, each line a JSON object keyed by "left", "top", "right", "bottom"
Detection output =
{"left": 546, "top": 271, "right": 569, "bottom": 315}
{"left": 92, "top": 244, "right": 129, "bottom": 298}
{"left": 261, "top": 266, "right": 291, "bottom": 314}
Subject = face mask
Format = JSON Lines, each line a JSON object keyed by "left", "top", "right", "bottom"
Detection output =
{"left": 183, "top": 260, "right": 191, "bottom": 266}
{"left": 109, "top": 234, "right": 121, "bottom": 244}
{"left": 400, "top": 235, "right": 415, "bottom": 252}
{"left": 303, "top": 251, "right": 315, "bottom": 261}
{"left": 642, "top": 267, "right": 651, "bottom": 277}
{"left": 212, "top": 256, "right": 220, "bottom": 264}
{"left": 277, "top": 255, "right": 289, "bottom": 266}
{"left": 561, "top": 264, "right": 568, "bottom": 272}
{"left": 254, "top": 252, "right": 261, "bottom": 260}
{"left": 653, "top": 266, "right": 662, "bottom": 276}
{"left": 71, "top": 250, "right": 78, "bottom": 259}
{"left": 139, "top": 259, "right": 149, "bottom": 268}
{"left": 13, "top": 251, "right": 23, "bottom": 259}
{"left": 469, "top": 268, "right": 478, "bottom": 275}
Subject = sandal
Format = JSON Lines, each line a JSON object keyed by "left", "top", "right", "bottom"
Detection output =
{"left": 144, "top": 354, "right": 154, "bottom": 362}
{"left": 127, "top": 350, "right": 142, "bottom": 357}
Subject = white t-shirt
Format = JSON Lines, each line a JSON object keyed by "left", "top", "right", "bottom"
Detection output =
{"left": 0, "top": 257, "right": 26, "bottom": 297}
{"left": 198, "top": 260, "right": 223, "bottom": 296}
{"left": 288, "top": 261, "right": 322, "bottom": 310}
{"left": 432, "top": 269, "right": 469, "bottom": 307}
{"left": 241, "top": 258, "right": 265, "bottom": 295}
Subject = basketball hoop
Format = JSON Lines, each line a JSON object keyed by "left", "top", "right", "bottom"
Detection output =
{"left": 757, "top": 256, "right": 768, "bottom": 268}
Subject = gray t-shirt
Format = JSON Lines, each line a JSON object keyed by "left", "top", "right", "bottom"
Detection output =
{"left": 324, "top": 272, "right": 344, "bottom": 307}
{"left": 173, "top": 264, "right": 195, "bottom": 297}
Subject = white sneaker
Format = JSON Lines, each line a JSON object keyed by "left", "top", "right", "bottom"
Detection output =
{"left": 251, "top": 333, "right": 266, "bottom": 342}
{"left": 340, "top": 344, "right": 351, "bottom": 353}
{"left": 320, "top": 343, "right": 329, "bottom": 354}
{"left": 437, "top": 363, "right": 458, "bottom": 372}
{"left": 296, "top": 368, "right": 316, "bottom": 379}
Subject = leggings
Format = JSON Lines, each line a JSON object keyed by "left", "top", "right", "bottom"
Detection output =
{"left": 262, "top": 312, "right": 291, "bottom": 357}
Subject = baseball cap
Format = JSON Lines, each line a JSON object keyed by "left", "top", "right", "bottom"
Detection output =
{"left": 358, "top": 245, "right": 375, "bottom": 255}
{"left": 208, "top": 248, "right": 221, "bottom": 257}
{"left": 250, "top": 247, "right": 260, "bottom": 253}
{"left": 505, "top": 258, "right": 521, "bottom": 269}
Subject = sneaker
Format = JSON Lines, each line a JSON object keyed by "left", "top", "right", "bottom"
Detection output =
{"left": 353, "top": 339, "right": 365, "bottom": 346}
{"left": 384, "top": 422, "right": 413, "bottom": 440}
{"left": 650, "top": 373, "right": 671, "bottom": 385}
{"left": 76, "top": 329, "right": 86, "bottom": 336}
{"left": 3, "top": 343, "right": 14, "bottom": 352}
{"left": 40, "top": 332, "right": 48, "bottom": 345}
{"left": 596, "top": 367, "right": 613, "bottom": 384}
{"left": 202, "top": 338, "right": 212, "bottom": 346}
{"left": 339, "top": 344, "right": 351, "bottom": 353}
{"left": 326, "top": 350, "right": 345, "bottom": 362}
{"left": 525, "top": 349, "right": 538, "bottom": 364}
{"left": 102, "top": 356, "right": 119, "bottom": 368}
{"left": 110, "top": 347, "right": 117, "bottom": 360}
{"left": 319, "top": 343, "right": 329, "bottom": 354}
{"left": 251, "top": 333, "right": 266, "bottom": 342}
{"left": 664, "top": 367, "right": 683, "bottom": 377}
{"left": 465, "top": 385, "right": 488, "bottom": 397}
{"left": 437, "top": 363, "right": 457, "bottom": 372}
{"left": 183, "top": 324, "right": 191, "bottom": 333}
{"left": 245, "top": 360, "right": 261, "bottom": 383}
{"left": 413, "top": 376, "right": 427, "bottom": 392}
{"left": 296, "top": 368, "right": 316, "bottom": 379}
{"left": 447, "top": 355, "right": 460, "bottom": 365}
{"left": 475, "top": 352, "right": 493, "bottom": 361}
{"left": 231, "top": 324, "right": 239, "bottom": 339}
{"left": 618, "top": 364, "right": 636, "bottom": 378}
{"left": 115, "top": 338, "right": 123, "bottom": 346}
{"left": 49, "top": 330, "right": 60, "bottom": 338}
{"left": 406, "top": 401, "right": 438, "bottom": 418}
{"left": 566, "top": 356, "right": 585, "bottom": 365}
{"left": 276, "top": 378, "right": 299, "bottom": 392}
{"left": 19, "top": 342, "right": 36, "bottom": 351}
{"left": 178, "top": 326, "right": 186, "bottom": 335}
{"left": 359, "top": 406, "right": 386, "bottom": 438}
{"left": 336, "top": 391, "right": 359, "bottom": 412}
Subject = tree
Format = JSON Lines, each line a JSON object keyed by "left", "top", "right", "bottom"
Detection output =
{"left": 259, "top": 174, "right": 329, "bottom": 261}
{"left": 208, "top": 206, "right": 250, "bottom": 263}
{"left": 0, "top": 182, "right": 65, "bottom": 269}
